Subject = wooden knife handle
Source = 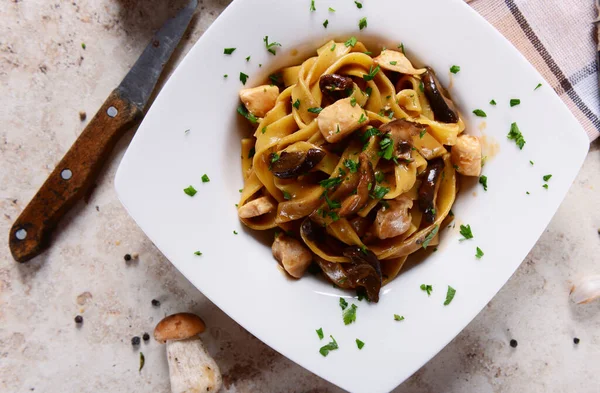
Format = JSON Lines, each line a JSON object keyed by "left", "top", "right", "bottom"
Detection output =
{"left": 9, "top": 88, "right": 143, "bottom": 262}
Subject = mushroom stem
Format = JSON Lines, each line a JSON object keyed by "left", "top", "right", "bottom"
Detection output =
{"left": 166, "top": 337, "right": 222, "bottom": 393}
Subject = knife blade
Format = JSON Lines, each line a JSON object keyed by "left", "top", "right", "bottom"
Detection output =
{"left": 9, "top": 0, "right": 198, "bottom": 263}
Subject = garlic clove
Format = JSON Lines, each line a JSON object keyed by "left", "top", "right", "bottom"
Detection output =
{"left": 570, "top": 275, "right": 600, "bottom": 304}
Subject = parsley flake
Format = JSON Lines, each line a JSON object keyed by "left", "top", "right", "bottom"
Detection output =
{"left": 422, "top": 225, "right": 439, "bottom": 249}
{"left": 283, "top": 191, "right": 292, "bottom": 200}
{"left": 329, "top": 7, "right": 335, "bottom": 12}
{"left": 444, "top": 285, "right": 456, "bottom": 305}
{"left": 358, "top": 113, "right": 367, "bottom": 124}
{"left": 248, "top": 148, "right": 256, "bottom": 158}
{"left": 263, "top": 36, "right": 281, "bottom": 55}
{"left": 343, "top": 304, "right": 357, "bottom": 325}
{"left": 81, "top": 43, "right": 86, "bottom": 50}
{"left": 350, "top": 97, "right": 357, "bottom": 107}
{"left": 472, "top": 109, "right": 487, "bottom": 117}
{"left": 356, "top": 339, "right": 365, "bottom": 349}
{"left": 419, "top": 129, "right": 427, "bottom": 139}
{"left": 450, "top": 65, "right": 461, "bottom": 74}
{"left": 543, "top": 174, "right": 552, "bottom": 182}
{"left": 476, "top": 247, "right": 484, "bottom": 259}
{"left": 354, "top": 1, "right": 363, "bottom": 9}
{"left": 543, "top": 184, "right": 549, "bottom": 189}
{"left": 370, "top": 185, "right": 389, "bottom": 200}
{"left": 319, "top": 177, "right": 342, "bottom": 189}
{"left": 459, "top": 224, "right": 474, "bottom": 241}
{"left": 319, "top": 335, "right": 339, "bottom": 357}
{"left": 224, "top": 48, "right": 236, "bottom": 55}
{"left": 490, "top": 99, "right": 497, "bottom": 105}
{"left": 534, "top": 83, "right": 542, "bottom": 90}
{"left": 375, "top": 171, "right": 385, "bottom": 183}
{"left": 240, "top": 72, "right": 249, "bottom": 85}
{"left": 389, "top": 61, "right": 398, "bottom": 65}
{"left": 398, "top": 43, "right": 405, "bottom": 54}
{"left": 344, "top": 159, "right": 358, "bottom": 173}
{"left": 262, "top": 126, "right": 267, "bottom": 134}
{"left": 270, "top": 153, "right": 280, "bottom": 164}
{"left": 139, "top": 352, "right": 145, "bottom": 372}
{"left": 510, "top": 98, "right": 521, "bottom": 107}
{"left": 363, "top": 65, "right": 380, "bottom": 81}
{"left": 339, "top": 297, "right": 348, "bottom": 310}
{"left": 345, "top": 36, "right": 358, "bottom": 47}
{"left": 358, "top": 17, "right": 367, "bottom": 30}
{"left": 323, "top": 19, "right": 329, "bottom": 28}
{"left": 330, "top": 43, "right": 336, "bottom": 51}
{"left": 237, "top": 104, "right": 258, "bottom": 123}
{"left": 183, "top": 186, "right": 197, "bottom": 197}
{"left": 308, "top": 107, "right": 323, "bottom": 114}
{"left": 310, "top": 0, "right": 316, "bottom": 11}
{"left": 293, "top": 99, "right": 301, "bottom": 109}
{"left": 420, "top": 284, "right": 433, "bottom": 296}
{"left": 507, "top": 122, "right": 526, "bottom": 149}
{"left": 316, "top": 328, "right": 324, "bottom": 340}
{"left": 233, "top": 230, "right": 238, "bottom": 235}
{"left": 419, "top": 81, "right": 424, "bottom": 92}
{"left": 530, "top": 160, "right": 534, "bottom": 165}
{"left": 201, "top": 174, "right": 210, "bottom": 183}
{"left": 324, "top": 192, "right": 341, "bottom": 209}
{"left": 394, "top": 314, "right": 405, "bottom": 321}
{"left": 479, "top": 175, "right": 488, "bottom": 191}
{"left": 193, "top": 251, "right": 202, "bottom": 256}
{"left": 378, "top": 135, "right": 394, "bottom": 160}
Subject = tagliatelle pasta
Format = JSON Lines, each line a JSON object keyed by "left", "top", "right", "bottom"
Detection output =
{"left": 236, "top": 38, "right": 481, "bottom": 302}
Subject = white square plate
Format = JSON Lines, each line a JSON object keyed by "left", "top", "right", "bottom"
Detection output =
{"left": 115, "top": 0, "right": 589, "bottom": 391}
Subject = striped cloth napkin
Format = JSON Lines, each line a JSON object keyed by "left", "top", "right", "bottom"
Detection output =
{"left": 467, "top": 0, "right": 599, "bottom": 142}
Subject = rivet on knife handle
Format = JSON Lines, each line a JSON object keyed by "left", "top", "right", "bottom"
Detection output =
{"left": 9, "top": 88, "right": 142, "bottom": 262}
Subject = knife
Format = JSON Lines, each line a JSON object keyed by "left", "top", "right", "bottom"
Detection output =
{"left": 9, "top": 0, "right": 198, "bottom": 263}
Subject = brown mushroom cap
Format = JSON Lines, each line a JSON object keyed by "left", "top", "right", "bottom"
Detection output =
{"left": 154, "top": 313, "right": 206, "bottom": 343}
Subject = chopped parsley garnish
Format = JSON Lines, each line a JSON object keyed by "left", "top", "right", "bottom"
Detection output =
{"left": 224, "top": 74, "right": 228, "bottom": 78}
{"left": 338, "top": 168, "right": 346, "bottom": 176}
{"left": 344, "top": 159, "right": 358, "bottom": 173}
{"left": 237, "top": 104, "right": 258, "bottom": 123}
{"left": 479, "top": 175, "right": 488, "bottom": 191}
{"left": 419, "top": 129, "right": 427, "bottom": 138}
{"left": 343, "top": 304, "right": 357, "bottom": 325}
{"left": 375, "top": 171, "right": 385, "bottom": 183}
{"left": 248, "top": 148, "right": 256, "bottom": 158}
{"left": 81, "top": 43, "right": 86, "bottom": 50}
{"left": 444, "top": 285, "right": 456, "bottom": 305}
{"left": 223, "top": 47, "right": 236, "bottom": 55}
{"left": 507, "top": 122, "right": 526, "bottom": 149}
{"left": 530, "top": 160, "right": 534, "bottom": 165}
{"left": 526, "top": 191, "right": 530, "bottom": 195}
{"left": 363, "top": 65, "right": 380, "bottom": 81}
{"left": 389, "top": 61, "right": 398, "bottom": 65}
{"left": 319, "top": 176, "right": 342, "bottom": 189}
{"left": 358, "top": 113, "right": 367, "bottom": 124}
{"left": 394, "top": 314, "right": 405, "bottom": 321}
{"left": 328, "top": 211, "right": 340, "bottom": 221}
{"left": 510, "top": 98, "right": 521, "bottom": 107}
{"left": 459, "top": 224, "right": 474, "bottom": 240}
{"left": 263, "top": 36, "right": 281, "bottom": 55}
{"left": 319, "top": 335, "right": 338, "bottom": 357}
{"left": 420, "top": 284, "right": 433, "bottom": 296}
{"left": 490, "top": 99, "right": 497, "bottom": 105}
{"left": 201, "top": 174, "right": 210, "bottom": 183}
{"left": 378, "top": 136, "right": 393, "bottom": 160}
{"left": 239, "top": 72, "right": 249, "bottom": 85}
{"left": 543, "top": 174, "right": 552, "bottom": 182}
{"left": 310, "top": 0, "right": 316, "bottom": 11}
{"left": 361, "top": 127, "right": 380, "bottom": 142}
{"left": 358, "top": 17, "right": 368, "bottom": 30}
{"left": 233, "top": 230, "right": 238, "bottom": 235}
{"left": 330, "top": 43, "right": 336, "bottom": 51}
{"left": 422, "top": 225, "right": 439, "bottom": 249}
{"left": 316, "top": 328, "right": 324, "bottom": 340}
{"left": 283, "top": 191, "right": 292, "bottom": 200}
{"left": 293, "top": 99, "right": 301, "bottom": 109}
{"left": 262, "top": 126, "right": 267, "bottom": 134}
{"left": 270, "top": 153, "right": 280, "bottom": 164}
{"left": 534, "top": 83, "right": 542, "bottom": 90}
{"left": 350, "top": 97, "right": 357, "bottom": 107}
{"left": 323, "top": 19, "right": 329, "bottom": 28}
{"left": 370, "top": 185, "right": 389, "bottom": 200}
{"left": 194, "top": 251, "right": 202, "bottom": 256}
{"left": 183, "top": 186, "right": 197, "bottom": 197}
{"left": 472, "top": 109, "right": 487, "bottom": 117}
{"left": 308, "top": 107, "right": 323, "bottom": 114}
{"left": 543, "top": 184, "right": 549, "bottom": 189}
{"left": 356, "top": 339, "right": 365, "bottom": 349}
{"left": 345, "top": 36, "right": 358, "bottom": 47}
{"left": 398, "top": 43, "right": 405, "bottom": 54}
{"left": 324, "top": 192, "right": 341, "bottom": 209}
{"left": 476, "top": 247, "right": 484, "bottom": 259}
{"left": 450, "top": 65, "right": 461, "bottom": 74}
{"left": 339, "top": 297, "right": 348, "bottom": 310}
{"left": 269, "top": 73, "right": 281, "bottom": 85}
{"left": 329, "top": 7, "right": 335, "bottom": 12}
{"left": 185, "top": 129, "right": 190, "bottom": 134}
{"left": 355, "top": 1, "right": 363, "bottom": 8}
{"left": 419, "top": 81, "right": 424, "bottom": 92}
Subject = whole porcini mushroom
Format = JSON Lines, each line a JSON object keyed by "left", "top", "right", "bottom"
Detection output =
{"left": 154, "top": 313, "right": 222, "bottom": 393}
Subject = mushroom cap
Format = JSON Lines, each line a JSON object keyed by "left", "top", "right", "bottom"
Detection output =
{"left": 154, "top": 313, "right": 206, "bottom": 343}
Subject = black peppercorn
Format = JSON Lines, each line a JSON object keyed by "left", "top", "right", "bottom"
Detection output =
{"left": 143, "top": 333, "right": 150, "bottom": 341}
{"left": 124, "top": 254, "right": 132, "bottom": 261}
{"left": 573, "top": 337, "right": 580, "bottom": 344}
{"left": 151, "top": 299, "right": 160, "bottom": 307}
{"left": 132, "top": 336, "right": 141, "bottom": 346}
{"left": 509, "top": 339, "right": 518, "bottom": 348}
{"left": 74, "top": 315, "right": 83, "bottom": 324}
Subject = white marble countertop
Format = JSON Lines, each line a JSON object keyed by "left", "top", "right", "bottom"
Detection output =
{"left": 1, "top": 1, "right": 599, "bottom": 392}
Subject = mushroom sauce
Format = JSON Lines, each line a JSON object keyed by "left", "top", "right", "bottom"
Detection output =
{"left": 236, "top": 38, "right": 482, "bottom": 302}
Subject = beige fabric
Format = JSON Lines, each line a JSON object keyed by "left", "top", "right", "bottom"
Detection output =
{"left": 466, "top": 0, "right": 599, "bottom": 141}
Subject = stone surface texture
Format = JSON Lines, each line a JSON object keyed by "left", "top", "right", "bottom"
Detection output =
{"left": 1, "top": 1, "right": 599, "bottom": 392}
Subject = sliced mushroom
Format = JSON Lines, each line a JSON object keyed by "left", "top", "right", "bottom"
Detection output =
{"left": 373, "top": 50, "right": 426, "bottom": 75}
{"left": 379, "top": 119, "right": 422, "bottom": 162}
{"left": 272, "top": 234, "right": 313, "bottom": 278}
{"left": 373, "top": 196, "right": 413, "bottom": 239}
{"left": 317, "top": 97, "right": 368, "bottom": 143}
{"left": 343, "top": 246, "right": 383, "bottom": 303}
{"left": 238, "top": 196, "right": 277, "bottom": 218}
{"left": 239, "top": 85, "right": 279, "bottom": 118}
{"left": 421, "top": 67, "right": 459, "bottom": 124}
{"left": 319, "top": 74, "right": 354, "bottom": 103}
{"left": 154, "top": 313, "right": 222, "bottom": 393}
{"left": 451, "top": 135, "right": 482, "bottom": 177}
{"left": 271, "top": 149, "right": 326, "bottom": 179}
{"left": 339, "top": 153, "right": 375, "bottom": 216}
{"left": 418, "top": 157, "right": 445, "bottom": 226}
